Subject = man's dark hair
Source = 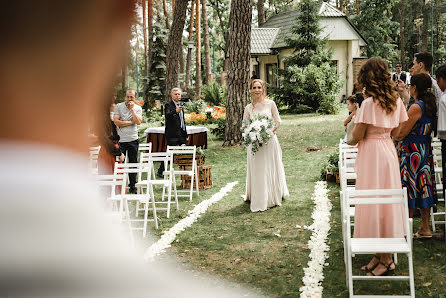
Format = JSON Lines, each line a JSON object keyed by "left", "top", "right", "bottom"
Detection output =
{"left": 396, "top": 64, "right": 402, "bottom": 68}
{"left": 435, "top": 64, "right": 446, "bottom": 81}
{"left": 414, "top": 52, "right": 433, "bottom": 72}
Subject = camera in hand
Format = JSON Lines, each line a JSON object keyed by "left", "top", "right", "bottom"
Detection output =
{"left": 179, "top": 97, "right": 191, "bottom": 107}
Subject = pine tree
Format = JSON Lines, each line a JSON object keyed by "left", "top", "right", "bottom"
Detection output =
{"left": 143, "top": 23, "right": 168, "bottom": 110}
{"left": 350, "top": 0, "right": 398, "bottom": 60}
{"left": 272, "top": 0, "right": 341, "bottom": 114}
{"left": 284, "top": 0, "right": 329, "bottom": 67}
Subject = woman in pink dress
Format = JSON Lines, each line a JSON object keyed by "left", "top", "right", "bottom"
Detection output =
{"left": 352, "top": 58, "right": 408, "bottom": 276}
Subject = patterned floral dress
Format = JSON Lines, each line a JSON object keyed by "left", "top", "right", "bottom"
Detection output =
{"left": 398, "top": 101, "right": 437, "bottom": 209}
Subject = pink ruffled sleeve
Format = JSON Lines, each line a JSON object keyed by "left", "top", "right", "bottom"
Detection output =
{"left": 355, "top": 97, "right": 408, "bottom": 128}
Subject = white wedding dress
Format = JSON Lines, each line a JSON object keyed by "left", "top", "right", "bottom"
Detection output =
{"left": 243, "top": 99, "right": 289, "bottom": 212}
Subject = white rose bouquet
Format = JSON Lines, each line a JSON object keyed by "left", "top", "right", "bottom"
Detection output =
{"left": 241, "top": 114, "right": 275, "bottom": 155}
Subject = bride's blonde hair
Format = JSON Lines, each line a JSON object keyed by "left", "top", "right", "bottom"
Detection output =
{"left": 250, "top": 79, "right": 267, "bottom": 101}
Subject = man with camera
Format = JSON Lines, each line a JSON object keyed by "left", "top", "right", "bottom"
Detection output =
{"left": 157, "top": 87, "right": 188, "bottom": 177}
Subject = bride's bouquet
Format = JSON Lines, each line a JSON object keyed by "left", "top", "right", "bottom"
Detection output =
{"left": 241, "top": 114, "right": 275, "bottom": 155}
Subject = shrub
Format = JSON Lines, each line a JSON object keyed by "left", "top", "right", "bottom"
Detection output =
{"left": 320, "top": 149, "right": 339, "bottom": 180}
{"left": 201, "top": 82, "right": 226, "bottom": 106}
{"left": 184, "top": 99, "right": 205, "bottom": 114}
{"left": 271, "top": 62, "right": 342, "bottom": 114}
{"left": 211, "top": 118, "right": 225, "bottom": 140}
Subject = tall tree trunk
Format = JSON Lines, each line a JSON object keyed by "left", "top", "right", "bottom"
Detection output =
{"left": 421, "top": 0, "right": 428, "bottom": 52}
{"left": 223, "top": 0, "right": 252, "bottom": 146}
{"left": 195, "top": 0, "right": 202, "bottom": 98}
{"left": 148, "top": 0, "right": 154, "bottom": 59}
{"left": 344, "top": 0, "right": 349, "bottom": 16}
{"left": 223, "top": 2, "right": 235, "bottom": 72}
{"left": 400, "top": 0, "right": 405, "bottom": 68}
{"left": 165, "top": 0, "right": 189, "bottom": 102}
{"left": 356, "top": 0, "right": 359, "bottom": 15}
{"left": 257, "top": 0, "right": 265, "bottom": 26}
{"left": 163, "top": 0, "right": 170, "bottom": 29}
{"left": 185, "top": 0, "right": 195, "bottom": 88}
{"left": 202, "top": 0, "right": 212, "bottom": 84}
{"left": 142, "top": 0, "right": 149, "bottom": 77}
{"left": 180, "top": 47, "right": 185, "bottom": 78}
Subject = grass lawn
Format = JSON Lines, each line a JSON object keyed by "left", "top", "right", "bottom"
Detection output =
{"left": 138, "top": 111, "right": 446, "bottom": 297}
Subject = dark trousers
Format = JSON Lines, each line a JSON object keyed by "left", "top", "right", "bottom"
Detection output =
{"left": 120, "top": 139, "right": 139, "bottom": 190}
{"left": 158, "top": 137, "right": 187, "bottom": 175}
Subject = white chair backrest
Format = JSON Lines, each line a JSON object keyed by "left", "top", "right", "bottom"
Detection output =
{"left": 167, "top": 145, "right": 197, "bottom": 169}
{"left": 114, "top": 162, "right": 152, "bottom": 187}
{"left": 89, "top": 146, "right": 101, "bottom": 173}
{"left": 89, "top": 145, "right": 101, "bottom": 156}
{"left": 345, "top": 188, "right": 410, "bottom": 242}
{"left": 139, "top": 152, "right": 174, "bottom": 180}
{"left": 94, "top": 173, "right": 125, "bottom": 198}
{"left": 139, "top": 142, "right": 152, "bottom": 153}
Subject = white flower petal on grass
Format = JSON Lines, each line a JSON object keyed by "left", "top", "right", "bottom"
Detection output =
{"left": 299, "top": 181, "right": 332, "bottom": 298}
{"left": 143, "top": 181, "right": 239, "bottom": 262}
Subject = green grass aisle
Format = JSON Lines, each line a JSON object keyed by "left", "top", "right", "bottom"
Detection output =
{"left": 143, "top": 112, "right": 346, "bottom": 297}
{"left": 142, "top": 111, "right": 446, "bottom": 297}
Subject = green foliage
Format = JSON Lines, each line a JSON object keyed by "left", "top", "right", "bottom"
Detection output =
{"left": 284, "top": 0, "right": 327, "bottom": 68}
{"left": 115, "top": 88, "right": 127, "bottom": 103}
{"left": 349, "top": 0, "right": 399, "bottom": 61}
{"left": 146, "top": 109, "right": 163, "bottom": 123}
{"left": 201, "top": 82, "right": 226, "bottom": 106}
{"left": 143, "top": 23, "right": 168, "bottom": 109}
{"left": 272, "top": 0, "right": 341, "bottom": 114}
{"left": 272, "top": 63, "right": 342, "bottom": 114}
{"left": 184, "top": 99, "right": 206, "bottom": 114}
{"left": 210, "top": 118, "right": 225, "bottom": 139}
{"left": 320, "top": 148, "right": 339, "bottom": 180}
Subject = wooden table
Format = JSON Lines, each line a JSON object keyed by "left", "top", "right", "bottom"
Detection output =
{"left": 144, "top": 126, "right": 209, "bottom": 152}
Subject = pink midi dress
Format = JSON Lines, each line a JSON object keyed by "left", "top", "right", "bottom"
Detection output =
{"left": 353, "top": 97, "right": 408, "bottom": 238}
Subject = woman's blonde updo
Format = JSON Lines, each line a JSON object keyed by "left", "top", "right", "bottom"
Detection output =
{"left": 357, "top": 57, "right": 399, "bottom": 114}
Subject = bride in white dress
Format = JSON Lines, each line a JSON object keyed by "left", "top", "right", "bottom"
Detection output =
{"left": 243, "top": 79, "right": 289, "bottom": 212}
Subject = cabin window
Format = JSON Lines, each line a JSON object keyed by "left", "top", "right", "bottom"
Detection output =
{"left": 330, "top": 60, "right": 339, "bottom": 74}
{"left": 265, "top": 63, "right": 278, "bottom": 86}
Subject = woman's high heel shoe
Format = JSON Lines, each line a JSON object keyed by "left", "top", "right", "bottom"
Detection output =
{"left": 366, "top": 261, "right": 395, "bottom": 276}
{"left": 360, "top": 255, "right": 380, "bottom": 271}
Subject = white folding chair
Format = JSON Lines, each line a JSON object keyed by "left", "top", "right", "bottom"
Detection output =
{"left": 135, "top": 152, "right": 178, "bottom": 218}
{"left": 431, "top": 147, "right": 445, "bottom": 233}
{"left": 344, "top": 188, "right": 414, "bottom": 298}
{"left": 89, "top": 145, "right": 101, "bottom": 175}
{"left": 139, "top": 142, "right": 152, "bottom": 153}
{"left": 93, "top": 173, "right": 134, "bottom": 245}
{"left": 114, "top": 162, "right": 158, "bottom": 237}
{"left": 167, "top": 145, "right": 200, "bottom": 201}
{"left": 123, "top": 142, "right": 152, "bottom": 163}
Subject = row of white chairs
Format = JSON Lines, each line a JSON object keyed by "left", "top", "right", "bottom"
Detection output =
{"left": 89, "top": 143, "right": 201, "bottom": 240}
{"left": 431, "top": 138, "right": 446, "bottom": 233}
{"left": 338, "top": 139, "right": 415, "bottom": 298}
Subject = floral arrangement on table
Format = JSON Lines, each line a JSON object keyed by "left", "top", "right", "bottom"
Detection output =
{"left": 241, "top": 114, "right": 275, "bottom": 155}
{"left": 184, "top": 105, "right": 226, "bottom": 125}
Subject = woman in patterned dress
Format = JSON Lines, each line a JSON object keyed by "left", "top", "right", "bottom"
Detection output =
{"left": 395, "top": 73, "right": 437, "bottom": 238}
